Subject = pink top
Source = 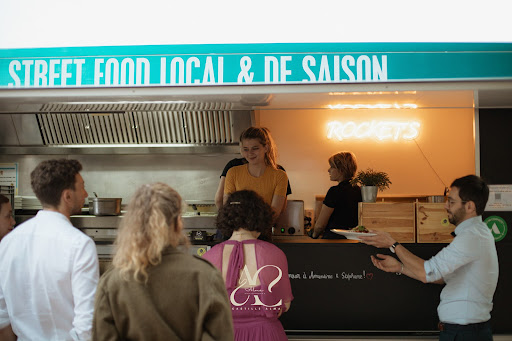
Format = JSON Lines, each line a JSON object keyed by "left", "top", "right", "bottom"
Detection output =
{"left": 203, "top": 239, "right": 293, "bottom": 319}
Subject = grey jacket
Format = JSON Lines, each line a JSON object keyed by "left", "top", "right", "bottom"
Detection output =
{"left": 93, "top": 247, "right": 234, "bottom": 341}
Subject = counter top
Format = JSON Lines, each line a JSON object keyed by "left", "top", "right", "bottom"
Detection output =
{"left": 273, "top": 236, "right": 359, "bottom": 243}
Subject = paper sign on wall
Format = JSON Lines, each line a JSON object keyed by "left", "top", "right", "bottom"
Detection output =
{"left": 485, "top": 185, "right": 512, "bottom": 212}
{"left": 0, "top": 163, "right": 18, "bottom": 195}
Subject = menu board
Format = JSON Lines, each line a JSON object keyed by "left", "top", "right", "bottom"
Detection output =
{"left": 277, "top": 243, "right": 443, "bottom": 332}
{"left": 276, "top": 242, "right": 511, "bottom": 334}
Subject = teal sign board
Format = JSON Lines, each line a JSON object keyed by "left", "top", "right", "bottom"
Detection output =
{"left": 484, "top": 215, "right": 508, "bottom": 242}
{"left": 1, "top": 43, "right": 512, "bottom": 88}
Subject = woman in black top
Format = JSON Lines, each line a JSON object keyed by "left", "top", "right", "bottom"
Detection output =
{"left": 309, "top": 151, "right": 362, "bottom": 239}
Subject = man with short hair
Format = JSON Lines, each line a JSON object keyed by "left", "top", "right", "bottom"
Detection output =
{"left": 360, "top": 175, "right": 498, "bottom": 341}
{"left": 0, "top": 159, "right": 99, "bottom": 340}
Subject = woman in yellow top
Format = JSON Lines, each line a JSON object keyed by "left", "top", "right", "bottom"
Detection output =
{"left": 224, "top": 127, "right": 288, "bottom": 220}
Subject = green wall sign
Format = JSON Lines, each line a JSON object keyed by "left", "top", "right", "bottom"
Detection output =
{"left": 484, "top": 215, "right": 508, "bottom": 242}
{"left": 1, "top": 43, "right": 511, "bottom": 88}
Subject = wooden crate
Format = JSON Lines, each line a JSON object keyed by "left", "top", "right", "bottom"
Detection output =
{"left": 416, "top": 203, "right": 455, "bottom": 243}
{"left": 358, "top": 202, "right": 416, "bottom": 243}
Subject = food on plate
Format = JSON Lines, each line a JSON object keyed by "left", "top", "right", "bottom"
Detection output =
{"left": 331, "top": 227, "right": 376, "bottom": 240}
{"left": 350, "top": 225, "right": 370, "bottom": 233}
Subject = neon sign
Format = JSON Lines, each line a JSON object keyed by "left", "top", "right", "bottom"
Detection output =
{"left": 327, "top": 120, "right": 420, "bottom": 141}
{"left": 327, "top": 103, "right": 418, "bottom": 109}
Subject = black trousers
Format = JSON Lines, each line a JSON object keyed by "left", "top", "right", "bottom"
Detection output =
{"left": 439, "top": 320, "right": 493, "bottom": 341}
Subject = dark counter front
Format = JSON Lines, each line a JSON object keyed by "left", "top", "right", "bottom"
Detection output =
{"left": 276, "top": 240, "right": 511, "bottom": 335}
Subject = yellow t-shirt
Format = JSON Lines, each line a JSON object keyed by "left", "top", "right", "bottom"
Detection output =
{"left": 224, "top": 164, "right": 288, "bottom": 205}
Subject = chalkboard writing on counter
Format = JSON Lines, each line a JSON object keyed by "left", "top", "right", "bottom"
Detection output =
{"left": 276, "top": 242, "right": 511, "bottom": 334}
{"left": 277, "top": 243, "right": 443, "bottom": 332}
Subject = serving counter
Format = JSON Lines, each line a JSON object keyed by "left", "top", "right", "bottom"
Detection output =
{"left": 37, "top": 202, "right": 510, "bottom": 336}
{"left": 272, "top": 238, "right": 512, "bottom": 336}
{"left": 273, "top": 236, "right": 359, "bottom": 244}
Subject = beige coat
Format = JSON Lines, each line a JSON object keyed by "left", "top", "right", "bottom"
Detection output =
{"left": 93, "top": 247, "right": 234, "bottom": 341}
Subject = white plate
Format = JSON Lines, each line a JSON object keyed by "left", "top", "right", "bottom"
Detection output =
{"left": 331, "top": 229, "right": 376, "bottom": 240}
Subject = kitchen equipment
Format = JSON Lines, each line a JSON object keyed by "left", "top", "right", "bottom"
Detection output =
{"left": 190, "top": 230, "right": 211, "bottom": 242}
{"left": 89, "top": 197, "right": 122, "bottom": 216}
{"left": 274, "top": 200, "right": 305, "bottom": 236}
{"left": 182, "top": 200, "right": 218, "bottom": 238}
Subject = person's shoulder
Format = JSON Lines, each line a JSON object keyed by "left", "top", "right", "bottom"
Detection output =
{"left": 326, "top": 184, "right": 341, "bottom": 194}
{"left": 97, "top": 266, "right": 122, "bottom": 291}
{"left": 205, "top": 242, "right": 223, "bottom": 253}
{"left": 457, "top": 218, "right": 494, "bottom": 242}
{"left": 226, "top": 163, "right": 247, "bottom": 176}
{"left": 175, "top": 250, "right": 219, "bottom": 270}
{"left": 341, "top": 181, "right": 360, "bottom": 192}
{"left": 222, "top": 158, "right": 246, "bottom": 177}
{"left": 270, "top": 167, "right": 287, "bottom": 177}
{"left": 189, "top": 254, "right": 221, "bottom": 273}
{"left": 69, "top": 225, "right": 95, "bottom": 243}
{"left": 226, "top": 158, "right": 246, "bottom": 168}
{"left": 0, "top": 226, "right": 18, "bottom": 246}
{"left": 257, "top": 240, "right": 286, "bottom": 255}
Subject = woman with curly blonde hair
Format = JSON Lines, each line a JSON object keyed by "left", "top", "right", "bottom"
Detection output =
{"left": 92, "top": 183, "right": 233, "bottom": 341}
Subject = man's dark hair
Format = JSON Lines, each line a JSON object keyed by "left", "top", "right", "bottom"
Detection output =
{"left": 30, "top": 159, "right": 82, "bottom": 207}
{"left": 451, "top": 175, "right": 489, "bottom": 216}
{"left": 216, "top": 190, "right": 274, "bottom": 238}
{"left": 0, "top": 194, "right": 9, "bottom": 206}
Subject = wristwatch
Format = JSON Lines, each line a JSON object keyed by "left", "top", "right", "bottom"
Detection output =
{"left": 389, "top": 241, "right": 400, "bottom": 253}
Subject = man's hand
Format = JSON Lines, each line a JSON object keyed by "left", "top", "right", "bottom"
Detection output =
{"left": 307, "top": 229, "right": 321, "bottom": 239}
{"left": 370, "top": 254, "right": 402, "bottom": 273}
{"left": 358, "top": 230, "right": 395, "bottom": 248}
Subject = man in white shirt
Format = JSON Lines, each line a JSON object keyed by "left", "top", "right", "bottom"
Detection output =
{"left": 0, "top": 159, "right": 99, "bottom": 341}
{"left": 360, "top": 175, "right": 498, "bottom": 341}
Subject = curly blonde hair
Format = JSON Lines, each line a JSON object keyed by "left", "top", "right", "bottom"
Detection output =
{"left": 113, "top": 183, "right": 185, "bottom": 283}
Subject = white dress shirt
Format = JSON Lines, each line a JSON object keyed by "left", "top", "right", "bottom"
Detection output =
{"left": 0, "top": 210, "right": 99, "bottom": 341}
{"left": 424, "top": 216, "right": 499, "bottom": 325}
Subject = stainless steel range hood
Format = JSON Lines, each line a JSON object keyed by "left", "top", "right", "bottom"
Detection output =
{"left": 0, "top": 102, "right": 253, "bottom": 154}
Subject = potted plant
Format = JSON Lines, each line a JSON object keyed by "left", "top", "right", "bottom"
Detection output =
{"left": 350, "top": 168, "right": 392, "bottom": 203}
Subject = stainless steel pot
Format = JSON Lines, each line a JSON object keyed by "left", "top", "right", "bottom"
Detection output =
{"left": 89, "top": 198, "right": 122, "bottom": 216}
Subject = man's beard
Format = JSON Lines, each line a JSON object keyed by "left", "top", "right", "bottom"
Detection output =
{"left": 448, "top": 206, "right": 465, "bottom": 226}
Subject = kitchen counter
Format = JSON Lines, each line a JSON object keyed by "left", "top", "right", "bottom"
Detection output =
{"left": 273, "top": 236, "right": 359, "bottom": 244}
{"left": 274, "top": 240, "right": 512, "bottom": 334}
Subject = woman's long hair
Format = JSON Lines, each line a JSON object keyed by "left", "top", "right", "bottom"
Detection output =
{"left": 240, "top": 127, "right": 278, "bottom": 169}
{"left": 113, "top": 183, "right": 184, "bottom": 283}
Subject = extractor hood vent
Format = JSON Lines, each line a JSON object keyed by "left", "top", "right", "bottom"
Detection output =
{"left": 35, "top": 103, "right": 251, "bottom": 146}
{"left": 40, "top": 101, "right": 235, "bottom": 112}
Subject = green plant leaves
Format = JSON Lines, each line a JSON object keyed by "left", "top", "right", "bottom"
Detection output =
{"left": 350, "top": 168, "right": 392, "bottom": 191}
